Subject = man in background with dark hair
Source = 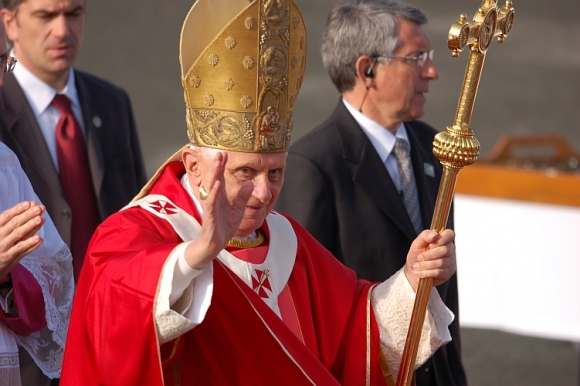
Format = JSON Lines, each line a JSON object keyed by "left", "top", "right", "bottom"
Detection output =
{"left": 0, "top": 0, "right": 146, "bottom": 384}
{"left": 0, "top": 0, "right": 146, "bottom": 279}
{"left": 0, "top": 17, "right": 73, "bottom": 386}
{"left": 276, "top": 0, "right": 466, "bottom": 384}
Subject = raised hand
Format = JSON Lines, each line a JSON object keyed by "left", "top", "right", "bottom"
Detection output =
{"left": 0, "top": 201, "right": 45, "bottom": 283}
{"left": 404, "top": 229, "right": 456, "bottom": 290}
{"left": 185, "top": 152, "right": 253, "bottom": 269}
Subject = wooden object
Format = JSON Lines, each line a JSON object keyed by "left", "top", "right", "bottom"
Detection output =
{"left": 456, "top": 134, "right": 580, "bottom": 207}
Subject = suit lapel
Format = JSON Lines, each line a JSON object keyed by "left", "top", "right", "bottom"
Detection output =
{"left": 75, "top": 71, "right": 105, "bottom": 203}
{"left": 0, "top": 74, "right": 63, "bottom": 195}
{"left": 334, "top": 102, "right": 418, "bottom": 241}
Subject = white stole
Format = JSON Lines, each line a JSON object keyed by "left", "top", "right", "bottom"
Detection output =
{"left": 126, "top": 194, "right": 298, "bottom": 316}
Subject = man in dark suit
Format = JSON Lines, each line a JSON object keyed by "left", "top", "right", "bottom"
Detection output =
{"left": 0, "top": 0, "right": 146, "bottom": 384}
{"left": 0, "top": 0, "right": 145, "bottom": 269}
{"left": 276, "top": 1, "right": 466, "bottom": 385}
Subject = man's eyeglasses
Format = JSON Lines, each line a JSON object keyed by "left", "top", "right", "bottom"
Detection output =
{"left": 0, "top": 56, "right": 17, "bottom": 74}
{"left": 374, "top": 49, "right": 434, "bottom": 68}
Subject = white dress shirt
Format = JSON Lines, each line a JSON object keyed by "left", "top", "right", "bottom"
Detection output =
{"left": 343, "top": 99, "right": 411, "bottom": 192}
{"left": 12, "top": 62, "right": 85, "bottom": 172}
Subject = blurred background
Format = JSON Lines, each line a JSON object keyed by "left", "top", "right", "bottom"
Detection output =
{"left": 76, "top": 1, "right": 580, "bottom": 384}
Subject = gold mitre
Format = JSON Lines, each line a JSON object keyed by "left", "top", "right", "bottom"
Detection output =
{"left": 180, "top": 0, "right": 307, "bottom": 153}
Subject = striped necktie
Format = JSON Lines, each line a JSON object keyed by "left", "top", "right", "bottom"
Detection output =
{"left": 393, "top": 137, "right": 423, "bottom": 234}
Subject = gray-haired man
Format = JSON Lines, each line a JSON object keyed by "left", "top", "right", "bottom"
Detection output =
{"left": 276, "top": 1, "right": 466, "bottom": 384}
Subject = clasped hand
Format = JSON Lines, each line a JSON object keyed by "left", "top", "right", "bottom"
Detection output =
{"left": 0, "top": 201, "right": 45, "bottom": 284}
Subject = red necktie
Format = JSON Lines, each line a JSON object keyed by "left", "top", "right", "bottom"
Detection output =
{"left": 53, "top": 94, "right": 100, "bottom": 280}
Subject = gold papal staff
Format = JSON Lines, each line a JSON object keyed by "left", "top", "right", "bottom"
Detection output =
{"left": 396, "top": 1, "right": 515, "bottom": 385}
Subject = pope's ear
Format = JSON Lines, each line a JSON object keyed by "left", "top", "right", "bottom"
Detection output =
{"left": 182, "top": 147, "right": 202, "bottom": 180}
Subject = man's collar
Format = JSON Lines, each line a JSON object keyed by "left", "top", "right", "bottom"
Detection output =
{"left": 342, "top": 99, "right": 409, "bottom": 162}
{"left": 12, "top": 58, "right": 80, "bottom": 115}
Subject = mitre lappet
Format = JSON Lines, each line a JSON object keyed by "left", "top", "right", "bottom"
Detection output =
{"left": 180, "top": 0, "right": 307, "bottom": 153}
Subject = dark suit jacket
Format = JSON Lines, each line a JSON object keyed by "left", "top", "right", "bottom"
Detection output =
{"left": 0, "top": 70, "right": 146, "bottom": 250}
{"left": 275, "top": 101, "right": 467, "bottom": 386}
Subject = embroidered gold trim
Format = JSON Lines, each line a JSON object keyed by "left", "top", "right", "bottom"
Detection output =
{"left": 203, "top": 94, "right": 215, "bottom": 106}
{"left": 161, "top": 335, "right": 183, "bottom": 365}
{"left": 379, "top": 347, "right": 395, "bottom": 386}
{"left": 225, "top": 36, "right": 237, "bottom": 49}
{"left": 366, "top": 285, "right": 373, "bottom": 386}
{"left": 172, "top": 361, "right": 181, "bottom": 386}
{"left": 245, "top": 16, "right": 255, "bottom": 30}
{"left": 240, "top": 95, "right": 252, "bottom": 108}
{"left": 293, "top": 16, "right": 300, "bottom": 29}
{"left": 223, "top": 77, "right": 234, "bottom": 91}
{"left": 227, "top": 228, "right": 265, "bottom": 248}
{"left": 287, "top": 286, "right": 305, "bottom": 344}
{"left": 189, "top": 75, "right": 201, "bottom": 88}
{"left": 242, "top": 56, "right": 254, "bottom": 69}
{"left": 182, "top": 0, "right": 305, "bottom": 153}
{"left": 207, "top": 53, "right": 219, "bottom": 66}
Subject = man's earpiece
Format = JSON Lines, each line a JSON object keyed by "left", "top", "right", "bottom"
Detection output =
{"left": 359, "top": 56, "right": 378, "bottom": 112}
{"left": 365, "top": 56, "right": 378, "bottom": 79}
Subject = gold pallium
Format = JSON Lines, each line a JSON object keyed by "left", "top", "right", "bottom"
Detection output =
{"left": 227, "top": 229, "right": 265, "bottom": 248}
{"left": 180, "top": 0, "right": 307, "bottom": 153}
{"left": 396, "top": 1, "right": 515, "bottom": 386}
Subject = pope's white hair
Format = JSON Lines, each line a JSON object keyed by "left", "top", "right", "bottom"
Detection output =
{"left": 189, "top": 145, "right": 221, "bottom": 159}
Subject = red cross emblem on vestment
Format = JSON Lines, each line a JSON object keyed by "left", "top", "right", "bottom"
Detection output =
{"left": 149, "top": 200, "right": 178, "bottom": 215}
{"left": 252, "top": 269, "right": 271, "bottom": 298}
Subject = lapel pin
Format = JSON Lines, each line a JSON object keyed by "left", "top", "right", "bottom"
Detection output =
{"left": 424, "top": 162, "right": 435, "bottom": 177}
{"left": 92, "top": 116, "right": 102, "bottom": 128}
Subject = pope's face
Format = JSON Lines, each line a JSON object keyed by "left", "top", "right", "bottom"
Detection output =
{"left": 2, "top": 0, "right": 86, "bottom": 87}
{"left": 193, "top": 150, "right": 287, "bottom": 237}
{"left": 224, "top": 151, "right": 286, "bottom": 237}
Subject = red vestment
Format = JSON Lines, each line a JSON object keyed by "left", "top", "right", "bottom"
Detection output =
{"left": 61, "top": 162, "right": 389, "bottom": 385}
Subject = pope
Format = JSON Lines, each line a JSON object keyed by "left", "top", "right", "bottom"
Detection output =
{"left": 61, "top": 0, "right": 457, "bottom": 384}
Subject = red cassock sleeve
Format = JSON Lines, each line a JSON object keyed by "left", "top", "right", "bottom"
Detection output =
{"left": 0, "top": 264, "right": 47, "bottom": 336}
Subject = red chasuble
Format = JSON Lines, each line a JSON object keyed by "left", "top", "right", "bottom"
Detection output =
{"left": 61, "top": 162, "right": 389, "bottom": 385}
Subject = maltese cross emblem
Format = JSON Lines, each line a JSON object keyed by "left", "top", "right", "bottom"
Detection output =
{"left": 149, "top": 200, "right": 178, "bottom": 215}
